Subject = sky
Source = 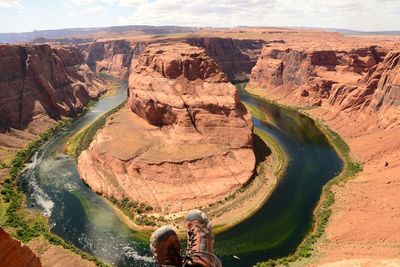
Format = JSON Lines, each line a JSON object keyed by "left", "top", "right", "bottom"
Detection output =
{"left": 0, "top": 0, "right": 399, "bottom": 33}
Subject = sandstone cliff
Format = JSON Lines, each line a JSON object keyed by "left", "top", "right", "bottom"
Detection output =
{"left": 81, "top": 37, "right": 265, "bottom": 82}
{"left": 186, "top": 37, "right": 265, "bottom": 81}
{"left": 0, "top": 228, "right": 42, "bottom": 267}
{"left": 83, "top": 40, "right": 146, "bottom": 79}
{"left": 78, "top": 43, "right": 255, "bottom": 212}
{"left": 0, "top": 44, "right": 105, "bottom": 130}
{"left": 330, "top": 51, "right": 400, "bottom": 123}
{"left": 249, "top": 46, "right": 399, "bottom": 124}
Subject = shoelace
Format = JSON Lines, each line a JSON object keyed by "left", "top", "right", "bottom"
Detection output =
{"left": 182, "top": 226, "right": 197, "bottom": 266}
{"left": 186, "top": 227, "right": 197, "bottom": 256}
{"left": 183, "top": 226, "right": 218, "bottom": 266}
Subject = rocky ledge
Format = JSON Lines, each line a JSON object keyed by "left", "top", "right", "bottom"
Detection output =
{"left": 78, "top": 43, "right": 255, "bottom": 212}
{"left": 249, "top": 46, "right": 400, "bottom": 126}
{"left": 0, "top": 228, "right": 42, "bottom": 267}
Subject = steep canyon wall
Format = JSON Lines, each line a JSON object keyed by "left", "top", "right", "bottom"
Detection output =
{"left": 0, "top": 44, "right": 105, "bottom": 130}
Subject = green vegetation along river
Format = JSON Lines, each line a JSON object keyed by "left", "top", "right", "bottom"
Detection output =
{"left": 215, "top": 88, "right": 342, "bottom": 266}
{"left": 19, "top": 80, "right": 342, "bottom": 266}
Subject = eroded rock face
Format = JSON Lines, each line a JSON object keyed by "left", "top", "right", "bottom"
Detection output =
{"left": 78, "top": 43, "right": 255, "bottom": 212}
{"left": 186, "top": 37, "right": 266, "bottom": 81}
{"left": 0, "top": 228, "right": 42, "bottom": 267}
{"left": 0, "top": 44, "right": 105, "bottom": 129}
{"left": 250, "top": 47, "right": 385, "bottom": 91}
{"left": 366, "top": 51, "right": 400, "bottom": 110}
{"left": 249, "top": 46, "right": 400, "bottom": 112}
{"left": 127, "top": 43, "right": 253, "bottom": 145}
{"left": 335, "top": 51, "right": 400, "bottom": 123}
{"left": 83, "top": 40, "right": 147, "bottom": 79}
{"left": 81, "top": 37, "right": 265, "bottom": 82}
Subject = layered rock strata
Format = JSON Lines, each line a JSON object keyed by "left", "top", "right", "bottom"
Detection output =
{"left": 78, "top": 43, "right": 255, "bottom": 212}
{"left": 186, "top": 37, "right": 266, "bottom": 81}
{"left": 0, "top": 44, "right": 105, "bottom": 129}
{"left": 83, "top": 40, "right": 147, "bottom": 79}
{"left": 249, "top": 46, "right": 399, "bottom": 124}
{"left": 81, "top": 37, "right": 266, "bottom": 82}
{"left": 247, "top": 41, "right": 400, "bottom": 266}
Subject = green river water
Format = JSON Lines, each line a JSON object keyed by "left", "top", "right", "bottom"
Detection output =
{"left": 20, "top": 80, "right": 342, "bottom": 266}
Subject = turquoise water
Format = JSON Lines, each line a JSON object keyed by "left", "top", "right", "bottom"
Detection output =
{"left": 19, "top": 81, "right": 342, "bottom": 267}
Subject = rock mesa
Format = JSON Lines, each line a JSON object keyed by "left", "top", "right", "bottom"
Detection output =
{"left": 78, "top": 43, "right": 255, "bottom": 212}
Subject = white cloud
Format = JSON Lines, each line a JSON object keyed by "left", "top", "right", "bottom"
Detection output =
{"left": 70, "top": 0, "right": 94, "bottom": 5}
{"left": 68, "top": 5, "right": 106, "bottom": 16}
{"left": 99, "top": 0, "right": 146, "bottom": 6}
{"left": 86, "top": 6, "right": 106, "bottom": 13}
{"left": 68, "top": 0, "right": 145, "bottom": 6}
{"left": 120, "top": 0, "right": 277, "bottom": 27}
{"left": 116, "top": 0, "right": 400, "bottom": 31}
{"left": 0, "top": 0, "right": 21, "bottom": 8}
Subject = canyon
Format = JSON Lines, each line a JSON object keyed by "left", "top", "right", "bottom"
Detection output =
{"left": 78, "top": 42, "right": 255, "bottom": 212}
{"left": 0, "top": 44, "right": 105, "bottom": 130}
{"left": 245, "top": 31, "right": 400, "bottom": 266}
{"left": 0, "top": 27, "right": 399, "bottom": 266}
{"left": 0, "top": 34, "right": 267, "bottom": 266}
{"left": 80, "top": 36, "right": 266, "bottom": 81}
{"left": 0, "top": 44, "right": 107, "bottom": 267}
{"left": 0, "top": 43, "right": 106, "bottom": 180}
{"left": 249, "top": 46, "right": 400, "bottom": 126}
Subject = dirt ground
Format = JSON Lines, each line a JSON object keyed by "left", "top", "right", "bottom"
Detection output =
{"left": 310, "top": 108, "right": 400, "bottom": 266}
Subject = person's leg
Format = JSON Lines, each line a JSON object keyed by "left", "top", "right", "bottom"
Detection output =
{"left": 150, "top": 226, "right": 183, "bottom": 267}
{"left": 183, "top": 210, "right": 222, "bottom": 267}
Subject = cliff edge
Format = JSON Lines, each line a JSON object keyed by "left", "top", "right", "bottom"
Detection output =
{"left": 78, "top": 43, "right": 255, "bottom": 212}
{"left": 249, "top": 46, "right": 399, "bottom": 126}
{"left": 0, "top": 44, "right": 105, "bottom": 130}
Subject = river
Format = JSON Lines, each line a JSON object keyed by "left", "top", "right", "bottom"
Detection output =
{"left": 19, "top": 79, "right": 342, "bottom": 267}
{"left": 216, "top": 89, "right": 342, "bottom": 266}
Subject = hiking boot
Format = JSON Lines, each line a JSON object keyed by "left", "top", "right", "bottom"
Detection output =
{"left": 183, "top": 210, "right": 222, "bottom": 267}
{"left": 150, "top": 226, "right": 183, "bottom": 267}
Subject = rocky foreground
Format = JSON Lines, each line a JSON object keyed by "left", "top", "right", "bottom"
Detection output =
{"left": 0, "top": 228, "right": 41, "bottom": 267}
{"left": 78, "top": 43, "right": 255, "bottom": 212}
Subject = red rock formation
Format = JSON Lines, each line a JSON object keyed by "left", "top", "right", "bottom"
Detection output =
{"left": 368, "top": 52, "right": 400, "bottom": 112}
{"left": 250, "top": 47, "right": 385, "bottom": 91}
{"left": 78, "top": 43, "right": 255, "bottom": 212}
{"left": 127, "top": 43, "right": 253, "bottom": 145}
{"left": 82, "top": 40, "right": 146, "bottom": 79}
{"left": 249, "top": 46, "right": 400, "bottom": 113}
{"left": 0, "top": 44, "right": 105, "bottom": 129}
{"left": 186, "top": 37, "right": 266, "bottom": 81}
{"left": 81, "top": 37, "right": 265, "bottom": 82}
{"left": 330, "top": 51, "right": 400, "bottom": 123}
{"left": 0, "top": 228, "right": 42, "bottom": 267}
